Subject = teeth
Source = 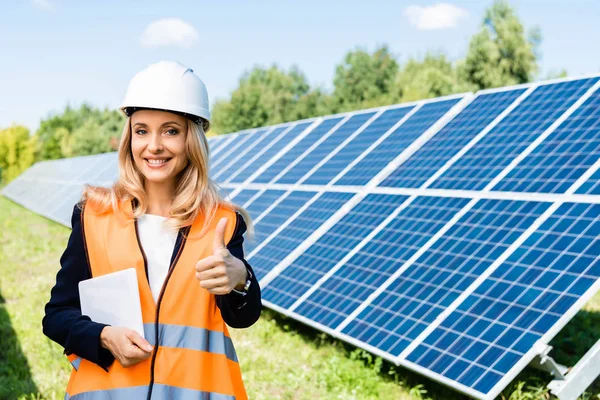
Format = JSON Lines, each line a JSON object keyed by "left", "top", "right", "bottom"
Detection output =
{"left": 147, "top": 159, "right": 167, "bottom": 165}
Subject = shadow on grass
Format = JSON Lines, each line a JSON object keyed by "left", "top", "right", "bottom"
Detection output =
{"left": 0, "top": 289, "right": 39, "bottom": 399}
{"left": 261, "top": 303, "right": 600, "bottom": 400}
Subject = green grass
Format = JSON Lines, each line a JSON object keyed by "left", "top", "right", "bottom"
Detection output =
{"left": 0, "top": 195, "right": 599, "bottom": 399}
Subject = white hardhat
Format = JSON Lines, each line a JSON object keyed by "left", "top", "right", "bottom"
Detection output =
{"left": 120, "top": 61, "right": 211, "bottom": 131}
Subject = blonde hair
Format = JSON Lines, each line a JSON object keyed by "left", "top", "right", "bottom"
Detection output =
{"left": 81, "top": 116, "right": 254, "bottom": 241}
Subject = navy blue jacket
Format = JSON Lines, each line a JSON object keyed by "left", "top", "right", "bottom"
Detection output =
{"left": 42, "top": 203, "right": 261, "bottom": 370}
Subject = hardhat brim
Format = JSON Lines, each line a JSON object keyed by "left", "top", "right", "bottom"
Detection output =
{"left": 122, "top": 106, "right": 210, "bottom": 132}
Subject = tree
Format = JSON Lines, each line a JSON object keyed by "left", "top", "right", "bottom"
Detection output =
{"left": 211, "top": 65, "right": 319, "bottom": 134}
{"left": 34, "top": 104, "right": 124, "bottom": 160}
{"left": 332, "top": 45, "right": 399, "bottom": 111}
{"left": 394, "top": 53, "right": 470, "bottom": 102}
{"left": 0, "top": 125, "right": 36, "bottom": 183}
{"left": 460, "top": 0, "right": 541, "bottom": 90}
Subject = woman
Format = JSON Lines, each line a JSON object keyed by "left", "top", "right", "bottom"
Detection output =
{"left": 42, "top": 61, "right": 261, "bottom": 400}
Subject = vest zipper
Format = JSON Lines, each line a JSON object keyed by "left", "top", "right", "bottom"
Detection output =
{"left": 134, "top": 219, "right": 150, "bottom": 282}
{"left": 144, "top": 225, "right": 190, "bottom": 400}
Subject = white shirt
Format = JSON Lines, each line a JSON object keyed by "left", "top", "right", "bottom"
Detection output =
{"left": 137, "top": 214, "right": 178, "bottom": 303}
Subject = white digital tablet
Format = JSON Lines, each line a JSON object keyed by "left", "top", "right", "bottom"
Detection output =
{"left": 78, "top": 268, "right": 145, "bottom": 338}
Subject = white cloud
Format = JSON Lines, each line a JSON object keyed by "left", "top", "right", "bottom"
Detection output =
{"left": 404, "top": 3, "right": 468, "bottom": 30}
{"left": 140, "top": 18, "right": 199, "bottom": 48}
{"left": 32, "top": 0, "right": 53, "bottom": 11}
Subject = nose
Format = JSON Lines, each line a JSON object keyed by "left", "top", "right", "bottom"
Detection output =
{"left": 148, "top": 132, "right": 163, "bottom": 153}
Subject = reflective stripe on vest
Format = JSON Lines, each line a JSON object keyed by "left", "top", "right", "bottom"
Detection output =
{"left": 67, "top": 384, "right": 236, "bottom": 400}
{"left": 144, "top": 323, "right": 238, "bottom": 363}
{"left": 70, "top": 357, "right": 82, "bottom": 371}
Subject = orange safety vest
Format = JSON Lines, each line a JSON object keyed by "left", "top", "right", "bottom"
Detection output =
{"left": 65, "top": 199, "right": 248, "bottom": 400}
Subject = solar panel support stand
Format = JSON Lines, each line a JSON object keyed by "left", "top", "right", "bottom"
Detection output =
{"left": 529, "top": 343, "right": 568, "bottom": 379}
{"left": 544, "top": 339, "right": 600, "bottom": 400}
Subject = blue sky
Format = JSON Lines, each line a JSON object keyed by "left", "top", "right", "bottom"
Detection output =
{"left": 2, "top": 0, "right": 599, "bottom": 132}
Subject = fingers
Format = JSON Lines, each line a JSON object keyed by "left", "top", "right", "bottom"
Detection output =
{"left": 127, "top": 330, "right": 153, "bottom": 353}
{"left": 198, "top": 276, "right": 228, "bottom": 290}
{"left": 213, "top": 217, "right": 228, "bottom": 252}
{"left": 196, "top": 264, "right": 225, "bottom": 282}
{"left": 107, "top": 327, "right": 153, "bottom": 368}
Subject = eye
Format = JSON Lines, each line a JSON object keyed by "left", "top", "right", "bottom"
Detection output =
{"left": 135, "top": 129, "right": 147, "bottom": 135}
{"left": 166, "top": 128, "right": 179, "bottom": 135}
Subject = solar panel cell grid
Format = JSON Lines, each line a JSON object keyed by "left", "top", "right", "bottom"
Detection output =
{"left": 493, "top": 88, "right": 600, "bottom": 193}
{"left": 379, "top": 89, "right": 526, "bottom": 189}
{"left": 246, "top": 190, "right": 317, "bottom": 277}
{"left": 408, "top": 202, "right": 600, "bottom": 396}
{"left": 275, "top": 112, "right": 376, "bottom": 185}
{"left": 211, "top": 127, "right": 276, "bottom": 179}
{"left": 293, "top": 196, "right": 470, "bottom": 330}
{"left": 430, "top": 77, "right": 600, "bottom": 191}
{"left": 227, "top": 189, "right": 261, "bottom": 208}
{"left": 577, "top": 168, "right": 600, "bottom": 195}
{"left": 250, "top": 191, "right": 354, "bottom": 285}
{"left": 252, "top": 117, "right": 344, "bottom": 184}
{"left": 228, "top": 122, "right": 313, "bottom": 184}
{"left": 336, "top": 98, "right": 462, "bottom": 187}
{"left": 263, "top": 193, "right": 408, "bottom": 309}
{"left": 303, "top": 107, "right": 414, "bottom": 185}
{"left": 342, "top": 199, "right": 550, "bottom": 357}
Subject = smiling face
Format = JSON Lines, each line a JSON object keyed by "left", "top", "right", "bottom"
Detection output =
{"left": 130, "top": 109, "right": 189, "bottom": 186}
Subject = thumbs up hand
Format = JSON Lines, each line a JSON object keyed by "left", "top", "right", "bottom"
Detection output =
{"left": 195, "top": 217, "right": 248, "bottom": 295}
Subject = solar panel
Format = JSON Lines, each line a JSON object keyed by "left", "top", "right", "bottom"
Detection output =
{"left": 293, "top": 196, "right": 471, "bottom": 329}
{"left": 303, "top": 105, "right": 416, "bottom": 185}
{"left": 4, "top": 75, "right": 600, "bottom": 399}
{"left": 274, "top": 112, "right": 377, "bottom": 184}
{"left": 248, "top": 191, "right": 354, "bottom": 280}
{"left": 577, "top": 168, "right": 600, "bottom": 194}
{"left": 405, "top": 202, "right": 599, "bottom": 398}
{"left": 379, "top": 88, "right": 527, "bottom": 189}
{"left": 252, "top": 117, "right": 345, "bottom": 184}
{"left": 262, "top": 193, "right": 407, "bottom": 309}
{"left": 245, "top": 190, "right": 317, "bottom": 276}
{"left": 429, "top": 78, "right": 599, "bottom": 191}
{"left": 225, "top": 121, "right": 315, "bottom": 184}
{"left": 335, "top": 97, "right": 464, "bottom": 186}
{"left": 491, "top": 89, "right": 600, "bottom": 193}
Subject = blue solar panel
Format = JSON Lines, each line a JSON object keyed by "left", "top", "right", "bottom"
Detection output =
{"left": 430, "top": 78, "right": 600, "bottom": 191}
{"left": 252, "top": 117, "right": 344, "bottom": 184}
{"left": 577, "top": 169, "right": 600, "bottom": 195}
{"left": 241, "top": 189, "right": 287, "bottom": 225}
{"left": 227, "top": 189, "right": 261, "bottom": 208}
{"left": 292, "top": 196, "right": 470, "bottom": 329}
{"left": 212, "top": 127, "right": 286, "bottom": 181}
{"left": 342, "top": 199, "right": 550, "bottom": 356}
{"left": 263, "top": 193, "right": 408, "bottom": 309}
{"left": 249, "top": 191, "right": 354, "bottom": 281}
{"left": 335, "top": 98, "right": 462, "bottom": 186}
{"left": 303, "top": 106, "right": 414, "bottom": 185}
{"left": 227, "top": 122, "right": 313, "bottom": 184}
{"left": 208, "top": 135, "right": 231, "bottom": 154}
{"left": 379, "top": 89, "right": 526, "bottom": 189}
{"left": 493, "top": 88, "right": 600, "bottom": 193}
{"left": 209, "top": 130, "right": 255, "bottom": 170}
{"left": 275, "top": 112, "right": 376, "bottom": 184}
{"left": 246, "top": 190, "right": 316, "bottom": 277}
{"left": 407, "top": 202, "right": 600, "bottom": 397}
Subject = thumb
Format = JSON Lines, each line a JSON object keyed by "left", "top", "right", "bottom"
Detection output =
{"left": 127, "top": 330, "right": 153, "bottom": 352}
{"left": 213, "top": 217, "right": 228, "bottom": 253}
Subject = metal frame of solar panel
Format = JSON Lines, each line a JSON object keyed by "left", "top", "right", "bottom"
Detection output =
{"left": 2, "top": 74, "right": 600, "bottom": 400}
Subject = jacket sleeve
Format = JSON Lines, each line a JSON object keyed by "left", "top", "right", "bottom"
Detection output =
{"left": 216, "top": 212, "right": 262, "bottom": 329}
{"left": 42, "top": 203, "right": 115, "bottom": 370}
